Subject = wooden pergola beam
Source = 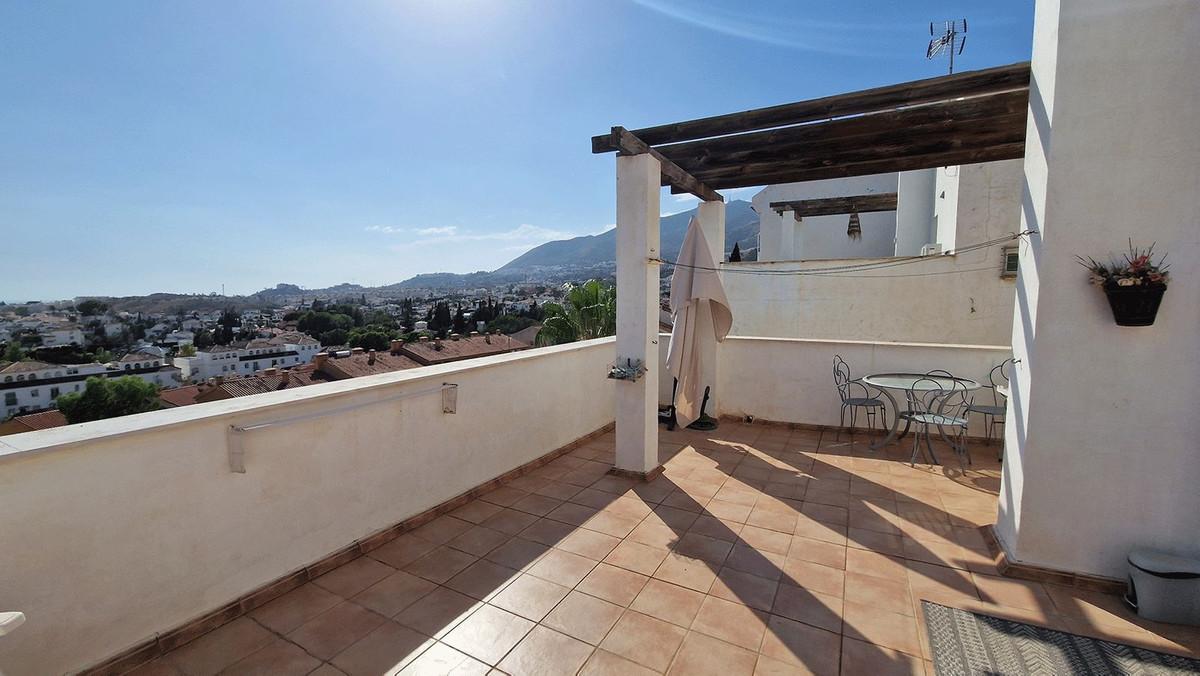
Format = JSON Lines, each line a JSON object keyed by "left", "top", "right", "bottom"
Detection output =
{"left": 669, "top": 142, "right": 1026, "bottom": 192}
{"left": 604, "top": 126, "right": 723, "bottom": 202}
{"left": 771, "top": 193, "right": 899, "bottom": 218}
{"left": 592, "top": 62, "right": 1030, "bottom": 152}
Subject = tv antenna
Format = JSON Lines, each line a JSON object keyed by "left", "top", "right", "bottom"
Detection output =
{"left": 927, "top": 19, "right": 967, "bottom": 74}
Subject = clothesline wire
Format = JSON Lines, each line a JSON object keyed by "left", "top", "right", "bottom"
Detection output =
{"left": 651, "top": 230, "right": 1035, "bottom": 277}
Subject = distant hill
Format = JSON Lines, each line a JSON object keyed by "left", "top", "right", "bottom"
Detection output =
{"left": 497, "top": 200, "right": 757, "bottom": 274}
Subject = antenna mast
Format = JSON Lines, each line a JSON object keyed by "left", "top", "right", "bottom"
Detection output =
{"left": 927, "top": 19, "right": 967, "bottom": 74}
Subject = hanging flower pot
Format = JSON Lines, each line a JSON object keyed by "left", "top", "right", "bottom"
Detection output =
{"left": 1102, "top": 283, "right": 1167, "bottom": 326}
{"left": 1078, "top": 241, "right": 1170, "bottom": 327}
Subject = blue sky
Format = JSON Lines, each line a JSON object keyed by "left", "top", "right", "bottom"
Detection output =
{"left": 1, "top": 0, "right": 1033, "bottom": 301}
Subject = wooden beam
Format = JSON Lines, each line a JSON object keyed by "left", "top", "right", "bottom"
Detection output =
{"left": 681, "top": 121, "right": 1026, "bottom": 186}
{"left": 592, "top": 62, "right": 1030, "bottom": 152}
{"left": 608, "top": 127, "right": 723, "bottom": 203}
{"left": 656, "top": 89, "right": 1028, "bottom": 173}
{"left": 670, "top": 142, "right": 1026, "bottom": 192}
{"left": 771, "top": 194, "right": 899, "bottom": 218}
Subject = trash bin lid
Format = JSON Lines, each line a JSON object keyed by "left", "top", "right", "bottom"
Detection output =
{"left": 1129, "top": 548, "right": 1200, "bottom": 577}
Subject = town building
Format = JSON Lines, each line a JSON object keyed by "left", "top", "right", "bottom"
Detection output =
{"left": 172, "top": 333, "right": 321, "bottom": 382}
{"left": 1, "top": 354, "right": 181, "bottom": 418}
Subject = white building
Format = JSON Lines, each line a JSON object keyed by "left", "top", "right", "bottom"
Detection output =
{"left": 1, "top": 355, "right": 181, "bottom": 418}
{"left": 38, "top": 325, "right": 85, "bottom": 347}
{"left": 172, "top": 333, "right": 321, "bottom": 382}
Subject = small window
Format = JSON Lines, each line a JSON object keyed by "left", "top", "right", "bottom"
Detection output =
{"left": 29, "top": 389, "right": 38, "bottom": 397}
{"left": 1001, "top": 246, "right": 1019, "bottom": 278}
{"left": 4, "top": 393, "right": 16, "bottom": 406}
{"left": 50, "top": 387, "right": 60, "bottom": 399}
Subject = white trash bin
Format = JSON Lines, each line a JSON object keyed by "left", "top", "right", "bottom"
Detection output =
{"left": 1126, "top": 548, "right": 1200, "bottom": 626}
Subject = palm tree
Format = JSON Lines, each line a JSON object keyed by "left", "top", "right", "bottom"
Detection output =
{"left": 536, "top": 280, "right": 616, "bottom": 346}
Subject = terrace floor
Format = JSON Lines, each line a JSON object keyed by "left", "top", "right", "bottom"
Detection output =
{"left": 129, "top": 423, "right": 1200, "bottom": 676}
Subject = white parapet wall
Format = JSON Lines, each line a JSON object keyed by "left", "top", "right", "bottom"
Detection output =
{"left": 0, "top": 338, "right": 616, "bottom": 675}
{"left": 716, "top": 336, "right": 1011, "bottom": 435}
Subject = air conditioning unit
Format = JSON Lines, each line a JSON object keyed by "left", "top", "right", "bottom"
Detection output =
{"left": 920, "top": 243, "right": 944, "bottom": 256}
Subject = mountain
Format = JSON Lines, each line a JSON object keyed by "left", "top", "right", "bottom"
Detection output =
{"left": 497, "top": 199, "right": 757, "bottom": 274}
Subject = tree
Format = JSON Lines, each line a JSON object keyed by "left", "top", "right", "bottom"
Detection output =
{"left": 452, "top": 305, "right": 468, "bottom": 334}
{"left": 76, "top": 299, "right": 109, "bottom": 316}
{"left": 177, "top": 344, "right": 197, "bottom": 357}
{"left": 193, "top": 329, "right": 215, "bottom": 350}
{"left": 536, "top": 280, "right": 616, "bottom": 346}
{"left": 729, "top": 242, "right": 742, "bottom": 262}
{"left": 347, "top": 327, "right": 395, "bottom": 351}
{"left": 3, "top": 342, "right": 23, "bottom": 362}
{"left": 319, "top": 328, "right": 349, "bottom": 346}
{"left": 56, "top": 376, "right": 161, "bottom": 424}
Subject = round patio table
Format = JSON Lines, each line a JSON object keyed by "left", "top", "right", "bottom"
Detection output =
{"left": 860, "top": 373, "right": 982, "bottom": 455}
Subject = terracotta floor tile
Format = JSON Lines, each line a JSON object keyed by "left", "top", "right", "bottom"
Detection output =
{"left": 497, "top": 625, "right": 594, "bottom": 676}
{"left": 673, "top": 532, "right": 734, "bottom": 565}
{"left": 577, "top": 562, "right": 649, "bottom": 606}
{"left": 723, "top": 544, "right": 786, "bottom": 581}
{"left": 630, "top": 578, "right": 706, "bottom": 627}
{"left": 604, "top": 539, "right": 670, "bottom": 576}
{"left": 124, "top": 659, "right": 181, "bottom": 676}
{"left": 971, "top": 572, "right": 1055, "bottom": 613}
{"left": 534, "top": 480, "right": 585, "bottom": 501}
{"left": 526, "top": 549, "right": 597, "bottom": 588}
{"left": 569, "top": 487, "right": 620, "bottom": 509}
{"left": 781, "top": 559, "right": 846, "bottom": 598}
{"left": 480, "top": 486, "right": 530, "bottom": 508}
{"left": 555, "top": 528, "right": 622, "bottom": 561}
{"left": 510, "top": 493, "right": 565, "bottom": 517}
{"left": 217, "top": 637, "right": 321, "bottom": 676}
{"left": 484, "top": 537, "right": 550, "bottom": 572}
{"left": 404, "top": 546, "right": 480, "bottom": 584}
{"left": 444, "top": 559, "right": 521, "bottom": 601}
{"left": 543, "top": 590, "right": 624, "bottom": 645}
{"left": 687, "top": 515, "right": 744, "bottom": 542}
{"left": 488, "top": 573, "right": 570, "bottom": 622}
{"left": 411, "top": 516, "right": 475, "bottom": 545}
{"left": 330, "top": 621, "right": 433, "bottom": 676}
{"left": 757, "top": 614, "right": 840, "bottom": 676}
{"left": 844, "top": 572, "right": 911, "bottom": 615}
{"left": 447, "top": 526, "right": 512, "bottom": 558}
{"left": 848, "top": 527, "right": 905, "bottom": 557}
{"left": 599, "top": 610, "right": 686, "bottom": 672}
{"left": 792, "top": 517, "right": 848, "bottom": 546}
{"left": 661, "top": 489, "right": 710, "bottom": 513}
{"left": 787, "top": 536, "right": 847, "bottom": 570}
{"left": 840, "top": 637, "right": 925, "bottom": 676}
{"left": 287, "top": 601, "right": 388, "bottom": 661}
{"left": 667, "top": 631, "right": 757, "bottom": 676}
{"left": 249, "top": 583, "right": 341, "bottom": 634}
{"left": 518, "top": 518, "right": 575, "bottom": 546}
{"left": 452, "top": 500, "right": 505, "bottom": 524}
{"left": 649, "top": 504, "right": 701, "bottom": 530}
{"left": 590, "top": 507, "right": 651, "bottom": 537}
{"left": 396, "top": 641, "right": 489, "bottom": 675}
{"left": 369, "top": 534, "right": 439, "bottom": 569}
{"left": 165, "top": 617, "right": 275, "bottom": 676}
{"left": 307, "top": 666, "right": 348, "bottom": 676}
{"left": 842, "top": 601, "right": 923, "bottom": 657}
{"left": 746, "top": 507, "right": 799, "bottom": 535}
{"left": 627, "top": 520, "right": 680, "bottom": 548}
{"left": 771, "top": 585, "right": 843, "bottom": 634}
{"left": 653, "top": 552, "right": 719, "bottom": 592}
{"left": 738, "top": 524, "right": 793, "bottom": 555}
{"left": 545, "top": 501, "right": 599, "bottom": 527}
{"left": 705, "top": 499, "right": 753, "bottom": 523}
{"left": 578, "top": 649, "right": 659, "bottom": 676}
{"left": 845, "top": 548, "right": 908, "bottom": 580}
{"left": 352, "top": 570, "right": 438, "bottom": 618}
{"left": 313, "top": 556, "right": 397, "bottom": 598}
{"left": 442, "top": 604, "right": 535, "bottom": 666}
{"left": 690, "top": 595, "right": 769, "bottom": 650}
{"left": 708, "top": 567, "right": 779, "bottom": 612}
{"left": 394, "top": 587, "right": 481, "bottom": 639}
{"left": 479, "top": 508, "right": 540, "bottom": 536}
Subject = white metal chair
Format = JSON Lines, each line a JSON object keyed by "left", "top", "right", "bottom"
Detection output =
{"left": 901, "top": 377, "right": 973, "bottom": 467}
{"left": 833, "top": 355, "right": 885, "bottom": 442}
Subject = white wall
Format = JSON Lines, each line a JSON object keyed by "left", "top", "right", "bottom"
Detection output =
{"left": 752, "top": 175, "right": 899, "bottom": 261}
{"left": 717, "top": 336, "right": 1010, "bottom": 435}
{"left": 0, "top": 339, "right": 616, "bottom": 675}
{"left": 895, "top": 169, "right": 937, "bottom": 256}
{"left": 722, "top": 254, "right": 1018, "bottom": 345}
{"left": 997, "top": 0, "right": 1200, "bottom": 579}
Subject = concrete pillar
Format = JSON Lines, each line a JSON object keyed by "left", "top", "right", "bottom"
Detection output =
{"left": 996, "top": 0, "right": 1200, "bottom": 579}
{"left": 895, "top": 169, "right": 936, "bottom": 256}
{"left": 613, "top": 153, "right": 661, "bottom": 477}
{"left": 788, "top": 212, "right": 803, "bottom": 260}
{"left": 694, "top": 200, "right": 725, "bottom": 417}
{"left": 757, "top": 209, "right": 788, "bottom": 261}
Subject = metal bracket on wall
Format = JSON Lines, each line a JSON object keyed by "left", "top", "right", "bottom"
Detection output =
{"left": 608, "top": 358, "right": 647, "bottom": 382}
{"left": 226, "top": 382, "right": 459, "bottom": 473}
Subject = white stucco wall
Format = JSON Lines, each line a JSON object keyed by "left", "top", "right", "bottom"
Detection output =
{"left": 716, "top": 336, "right": 1010, "bottom": 436}
{"left": 996, "top": 0, "right": 1200, "bottom": 579}
{"left": 0, "top": 339, "right": 616, "bottom": 675}
{"left": 895, "top": 169, "right": 937, "bottom": 256}
{"left": 753, "top": 175, "right": 899, "bottom": 261}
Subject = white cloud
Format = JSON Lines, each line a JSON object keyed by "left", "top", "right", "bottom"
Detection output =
{"left": 414, "top": 226, "right": 457, "bottom": 236}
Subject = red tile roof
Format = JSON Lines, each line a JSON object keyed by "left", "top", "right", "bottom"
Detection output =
{"left": 7, "top": 409, "right": 67, "bottom": 431}
{"left": 399, "top": 334, "right": 529, "bottom": 366}
{"left": 316, "top": 350, "right": 423, "bottom": 379}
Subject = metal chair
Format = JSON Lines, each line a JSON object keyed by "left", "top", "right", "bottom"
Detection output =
{"left": 966, "top": 359, "right": 1012, "bottom": 450}
{"left": 901, "top": 377, "right": 973, "bottom": 467}
{"left": 833, "top": 355, "right": 885, "bottom": 442}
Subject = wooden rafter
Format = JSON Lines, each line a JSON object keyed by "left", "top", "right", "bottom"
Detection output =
{"left": 592, "top": 62, "right": 1029, "bottom": 152}
{"left": 602, "top": 126, "right": 723, "bottom": 202}
{"left": 594, "top": 62, "right": 1031, "bottom": 191}
{"left": 771, "top": 193, "right": 898, "bottom": 219}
